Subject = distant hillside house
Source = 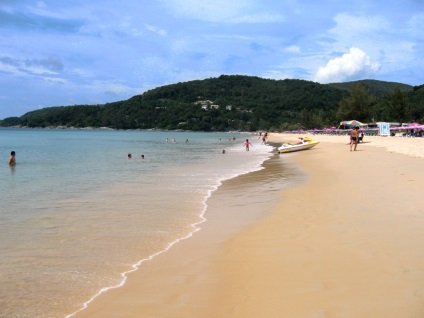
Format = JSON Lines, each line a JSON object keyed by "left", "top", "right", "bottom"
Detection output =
{"left": 196, "top": 100, "right": 213, "bottom": 106}
{"left": 196, "top": 100, "right": 214, "bottom": 110}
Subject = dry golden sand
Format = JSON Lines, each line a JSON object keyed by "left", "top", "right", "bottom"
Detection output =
{"left": 74, "top": 134, "right": 424, "bottom": 318}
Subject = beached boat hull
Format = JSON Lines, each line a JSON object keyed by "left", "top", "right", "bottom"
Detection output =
{"left": 278, "top": 141, "right": 319, "bottom": 153}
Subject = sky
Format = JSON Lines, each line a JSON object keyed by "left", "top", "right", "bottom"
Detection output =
{"left": 0, "top": 0, "right": 423, "bottom": 119}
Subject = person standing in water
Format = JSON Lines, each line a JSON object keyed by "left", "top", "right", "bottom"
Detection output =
{"left": 244, "top": 139, "right": 253, "bottom": 151}
{"left": 8, "top": 151, "right": 16, "bottom": 165}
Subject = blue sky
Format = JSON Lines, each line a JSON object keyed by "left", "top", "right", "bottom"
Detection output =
{"left": 0, "top": 0, "right": 423, "bottom": 118}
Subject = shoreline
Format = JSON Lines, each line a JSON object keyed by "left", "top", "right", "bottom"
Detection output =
{"left": 74, "top": 133, "right": 424, "bottom": 317}
{"left": 71, "top": 146, "right": 293, "bottom": 318}
{"left": 211, "top": 133, "right": 424, "bottom": 317}
{"left": 67, "top": 138, "right": 274, "bottom": 318}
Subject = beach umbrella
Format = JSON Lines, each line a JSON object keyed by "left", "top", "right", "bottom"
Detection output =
{"left": 340, "top": 120, "right": 367, "bottom": 126}
{"left": 404, "top": 122, "right": 423, "bottom": 128}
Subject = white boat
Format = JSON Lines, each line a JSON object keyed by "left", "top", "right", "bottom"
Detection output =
{"left": 278, "top": 140, "right": 319, "bottom": 153}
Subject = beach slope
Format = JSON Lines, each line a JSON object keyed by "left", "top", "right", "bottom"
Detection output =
{"left": 74, "top": 134, "right": 424, "bottom": 318}
{"left": 211, "top": 134, "right": 424, "bottom": 317}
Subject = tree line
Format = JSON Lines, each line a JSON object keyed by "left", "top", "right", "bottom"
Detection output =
{"left": 1, "top": 75, "right": 423, "bottom": 131}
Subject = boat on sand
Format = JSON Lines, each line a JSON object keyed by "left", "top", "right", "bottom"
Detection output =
{"left": 278, "top": 138, "right": 319, "bottom": 153}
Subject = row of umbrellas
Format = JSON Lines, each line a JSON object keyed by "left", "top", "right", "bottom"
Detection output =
{"left": 286, "top": 121, "right": 424, "bottom": 133}
{"left": 389, "top": 122, "right": 424, "bottom": 130}
{"left": 339, "top": 120, "right": 424, "bottom": 130}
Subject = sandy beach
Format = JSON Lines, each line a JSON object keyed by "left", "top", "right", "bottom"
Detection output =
{"left": 73, "top": 134, "right": 424, "bottom": 318}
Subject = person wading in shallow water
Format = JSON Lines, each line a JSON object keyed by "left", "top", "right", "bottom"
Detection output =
{"left": 350, "top": 126, "right": 360, "bottom": 151}
{"left": 8, "top": 151, "right": 16, "bottom": 165}
{"left": 244, "top": 139, "right": 253, "bottom": 151}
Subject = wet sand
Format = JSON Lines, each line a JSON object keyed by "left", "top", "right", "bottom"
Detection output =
{"left": 72, "top": 151, "right": 301, "bottom": 317}
{"left": 73, "top": 134, "right": 424, "bottom": 318}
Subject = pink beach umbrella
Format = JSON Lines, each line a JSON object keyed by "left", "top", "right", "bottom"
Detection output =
{"left": 405, "top": 122, "right": 423, "bottom": 128}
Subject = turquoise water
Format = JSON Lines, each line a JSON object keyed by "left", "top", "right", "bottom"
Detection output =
{"left": 0, "top": 129, "right": 273, "bottom": 318}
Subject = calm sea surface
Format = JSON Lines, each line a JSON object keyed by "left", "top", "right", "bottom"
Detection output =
{"left": 0, "top": 129, "right": 274, "bottom": 318}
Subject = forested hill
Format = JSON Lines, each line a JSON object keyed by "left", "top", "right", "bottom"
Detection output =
{"left": 1, "top": 75, "right": 422, "bottom": 131}
{"left": 327, "top": 79, "right": 413, "bottom": 97}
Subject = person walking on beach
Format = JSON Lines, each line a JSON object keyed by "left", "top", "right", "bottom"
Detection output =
{"left": 350, "top": 126, "right": 360, "bottom": 151}
{"left": 8, "top": 151, "right": 16, "bottom": 165}
{"left": 244, "top": 139, "right": 253, "bottom": 151}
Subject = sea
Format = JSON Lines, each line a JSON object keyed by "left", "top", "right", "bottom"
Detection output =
{"left": 0, "top": 128, "right": 300, "bottom": 318}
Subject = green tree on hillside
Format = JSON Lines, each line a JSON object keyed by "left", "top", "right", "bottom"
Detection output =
{"left": 336, "top": 83, "right": 375, "bottom": 122}
{"left": 387, "top": 86, "right": 410, "bottom": 124}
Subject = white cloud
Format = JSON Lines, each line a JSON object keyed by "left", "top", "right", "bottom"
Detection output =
{"left": 161, "top": 0, "right": 284, "bottom": 23}
{"left": 319, "top": 13, "right": 391, "bottom": 60}
{"left": 26, "top": 66, "right": 58, "bottom": 75}
{"left": 0, "top": 61, "right": 26, "bottom": 76}
{"left": 90, "top": 81, "right": 141, "bottom": 96}
{"left": 43, "top": 77, "right": 67, "bottom": 84}
{"left": 314, "top": 47, "right": 380, "bottom": 83}
{"left": 145, "top": 24, "right": 167, "bottom": 37}
{"left": 231, "top": 12, "right": 284, "bottom": 24}
{"left": 331, "top": 13, "right": 389, "bottom": 35}
{"left": 261, "top": 70, "right": 291, "bottom": 80}
{"left": 407, "top": 14, "right": 424, "bottom": 37}
{"left": 285, "top": 45, "right": 301, "bottom": 53}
